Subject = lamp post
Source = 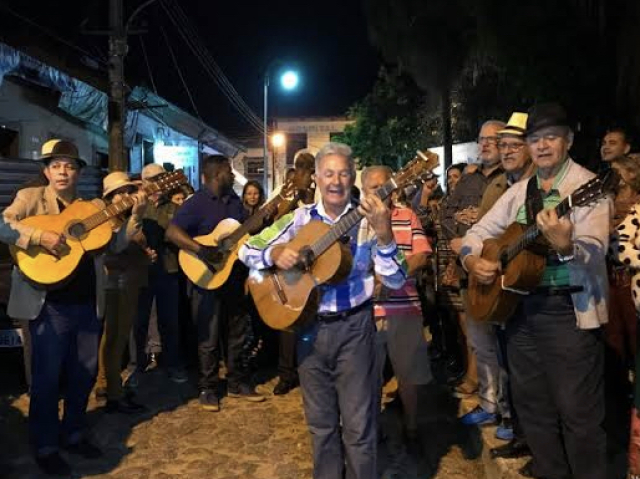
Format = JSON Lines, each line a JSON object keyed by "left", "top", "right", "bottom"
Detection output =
{"left": 263, "top": 66, "right": 300, "bottom": 193}
{"left": 271, "top": 132, "right": 286, "bottom": 191}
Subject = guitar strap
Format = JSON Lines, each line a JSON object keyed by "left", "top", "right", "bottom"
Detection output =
{"left": 525, "top": 176, "right": 544, "bottom": 225}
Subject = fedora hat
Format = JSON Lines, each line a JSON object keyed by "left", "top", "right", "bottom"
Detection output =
{"left": 102, "top": 171, "right": 137, "bottom": 198}
{"left": 525, "top": 103, "right": 570, "bottom": 137}
{"left": 499, "top": 112, "right": 528, "bottom": 137}
{"left": 141, "top": 163, "right": 166, "bottom": 181}
{"left": 39, "top": 139, "right": 86, "bottom": 167}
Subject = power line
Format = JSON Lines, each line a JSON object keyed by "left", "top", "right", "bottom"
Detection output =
{"left": 139, "top": 35, "right": 158, "bottom": 95}
{"left": 159, "top": 0, "right": 265, "bottom": 134}
{"left": 159, "top": 25, "right": 202, "bottom": 121}
{"left": 0, "top": 2, "right": 107, "bottom": 66}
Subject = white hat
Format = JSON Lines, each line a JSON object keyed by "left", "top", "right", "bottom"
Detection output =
{"left": 102, "top": 171, "right": 136, "bottom": 198}
{"left": 141, "top": 163, "right": 166, "bottom": 180}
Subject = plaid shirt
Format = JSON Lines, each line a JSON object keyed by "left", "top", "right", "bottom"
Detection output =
{"left": 238, "top": 201, "right": 408, "bottom": 314}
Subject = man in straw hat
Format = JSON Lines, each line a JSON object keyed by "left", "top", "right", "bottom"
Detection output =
{"left": 0, "top": 139, "right": 147, "bottom": 475}
{"left": 461, "top": 104, "right": 610, "bottom": 479}
{"left": 95, "top": 172, "right": 154, "bottom": 414}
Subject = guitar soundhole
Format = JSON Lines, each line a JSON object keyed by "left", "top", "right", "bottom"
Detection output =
{"left": 67, "top": 222, "right": 87, "bottom": 239}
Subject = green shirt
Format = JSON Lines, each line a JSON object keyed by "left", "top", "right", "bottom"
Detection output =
{"left": 515, "top": 160, "right": 570, "bottom": 287}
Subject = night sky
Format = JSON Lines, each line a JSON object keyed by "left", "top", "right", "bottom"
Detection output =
{"left": 1, "top": 0, "right": 381, "bottom": 142}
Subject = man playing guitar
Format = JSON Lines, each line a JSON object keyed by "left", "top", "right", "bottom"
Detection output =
{"left": 166, "top": 155, "right": 265, "bottom": 411}
{"left": 0, "top": 140, "right": 146, "bottom": 476}
{"left": 239, "top": 142, "right": 408, "bottom": 479}
{"left": 460, "top": 105, "right": 610, "bottom": 479}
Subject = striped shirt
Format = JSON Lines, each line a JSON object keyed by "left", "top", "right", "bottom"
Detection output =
{"left": 374, "top": 206, "right": 431, "bottom": 317}
{"left": 238, "top": 200, "right": 408, "bottom": 314}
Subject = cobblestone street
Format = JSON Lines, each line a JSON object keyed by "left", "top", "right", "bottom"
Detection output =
{"left": 0, "top": 365, "right": 485, "bottom": 479}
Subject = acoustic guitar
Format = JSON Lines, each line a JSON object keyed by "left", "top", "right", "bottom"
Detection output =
{"left": 466, "top": 169, "right": 617, "bottom": 323}
{"left": 248, "top": 150, "right": 440, "bottom": 331}
{"left": 10, "top": 170, "right": 187, "bottom": 287}
{"left": 178, "top": 180, "right": 298, "bottom": 290}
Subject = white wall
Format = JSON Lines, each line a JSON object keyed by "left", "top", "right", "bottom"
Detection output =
{"left": 0, "top": 79, "right": 107, "bottom": 164}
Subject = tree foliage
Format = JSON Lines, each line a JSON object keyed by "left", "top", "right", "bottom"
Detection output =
{"left": 336, "top": 67, "right": 438, "bottom": 168}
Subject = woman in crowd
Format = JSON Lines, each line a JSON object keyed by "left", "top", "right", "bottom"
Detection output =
{"left": 610, "top": 154, "right": 640, "bottom": 478}
{"left": 242, "top": 181, "right": 265, "bottom": 216}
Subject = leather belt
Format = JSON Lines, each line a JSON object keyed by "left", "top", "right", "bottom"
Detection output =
{"left": 317, "top": 300, "right": 372, "bottom": 322}
{"left": 533, "top": 286, "right": 583, "bottom": 296}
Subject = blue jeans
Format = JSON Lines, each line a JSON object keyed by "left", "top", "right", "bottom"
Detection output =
{"left": 29, "top": 301, "right": 101, "bottom": 454}
{"left": 131, "top": 271, "right": 183, "bottom": 371}
{"left": 297, "top": 306, "right": 378, "bottom": 479}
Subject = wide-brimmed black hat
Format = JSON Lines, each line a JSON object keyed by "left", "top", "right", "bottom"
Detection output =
{"left": 38, "top": 139, "right": 86, "bottom": 167}
{"left": 525, "top": 103, "right": 570, "bottom": 137}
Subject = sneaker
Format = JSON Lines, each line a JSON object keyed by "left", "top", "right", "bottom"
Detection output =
{"left": 495, "top": 418, "right": 515, "bottom": 441}
{"left": 452, "top": 381, "right": 478, "bottom": 399}
{"left": 460, "top": 405, "right": 498, "bottom": 426}
{"left": 35, "top": 451, "right": 71, "bottom": 476}
{"left": 228, "top": 383, "right": 266, "bottom": 402}
{"left": 167, "top": 368, "right": 189, "bottom": 384}
{"left": 199, "top": 390, "right": 220, "bottom": 412}
{"left": 62, "top": 438, "right": 103, "bottom": 459}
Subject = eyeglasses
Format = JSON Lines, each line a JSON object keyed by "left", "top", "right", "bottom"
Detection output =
{"left": 478, "top": 136, "right": 499, "bottom": 145}
{"left": 498, "top": 142, "right": 526, "bottom": 152}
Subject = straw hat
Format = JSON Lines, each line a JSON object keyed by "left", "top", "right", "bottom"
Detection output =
{"left": 102, "top": 171, "right": 137, "bottom": 198}
{"left": 141, "top": 163, "right": 166, "bottom": 180}
{"left": 498, "top": 112, "right": 528, "bottom": 137}
{"left": 39, "top": 139, "right": 86, "bottom": 167}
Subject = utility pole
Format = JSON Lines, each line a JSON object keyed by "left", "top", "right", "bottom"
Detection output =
{"left": 108, "top": 0, "right": 127, "bottom": 171}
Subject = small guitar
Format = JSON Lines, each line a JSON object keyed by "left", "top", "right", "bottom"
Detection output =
{"left": 248, "top": 150, "right": 440, "bottom": 331}
{"left": 10, "top": 170, "right": 187, "bottom": 287}
{"left": 467, "top": 169, "right": 617, "bottom": 323}
{"left": 178, "top": 180, "right": 298, "bottom": 290}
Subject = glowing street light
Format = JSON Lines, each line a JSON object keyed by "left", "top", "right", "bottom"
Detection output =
{"left": 280, "top": 71, "right": 299, "bottom": 91}
{"left": 263, "top": 65, "right": 300, "bottom": 193}
{"left": 271, "top": 132, "right": 286, "bottom": 148}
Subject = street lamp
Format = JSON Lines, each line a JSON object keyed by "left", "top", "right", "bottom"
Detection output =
{"left": 263, "top": 66, "right": 300, "bottom": 194}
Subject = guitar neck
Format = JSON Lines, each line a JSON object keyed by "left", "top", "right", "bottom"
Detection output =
{"left": 77, "top": 180, "right": 175, "bottom": 233}
{"left": 310, "top": 179, "right": 398, "bottom": 258}
{"left": 226, "top": 191, "right": 288, "bottom": 243}
{"left": 504, "top": 196, "right": 572, "bottom": 263}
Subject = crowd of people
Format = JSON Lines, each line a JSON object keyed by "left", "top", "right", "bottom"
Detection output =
{"left": 1, "top": 101, "right": 639, "bottom": 479}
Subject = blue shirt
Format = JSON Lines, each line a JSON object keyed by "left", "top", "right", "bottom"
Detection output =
{"left": 239, "top": 201, "right": 408, "bottom": 314}
{"left": 171, "top": 187, "right": 246, "bottom": 237}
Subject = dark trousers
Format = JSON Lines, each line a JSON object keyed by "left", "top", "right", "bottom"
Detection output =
{"left": 297, "top": 306, "right": 378, "bottom": 479}
{"left": 495, "top": 325, "right": 524, "bottom": 439}
{"left": 29, "top": 301, "right": 101, "bottom": 454}
{"left": 190, "top": 283, "right": 249, "bottom": 392}
{"left": 278, "top": 330, "right": 298, "bottom": 383}
{"left": 506, "top": 294, "right": 606, "bottom": 479}
{"left": 132, "top": 271, "right": 182, "bottom": 371}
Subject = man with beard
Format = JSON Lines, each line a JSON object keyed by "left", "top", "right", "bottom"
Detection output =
{"left": 167, "top": 155, "right": 265, "bottom": 411}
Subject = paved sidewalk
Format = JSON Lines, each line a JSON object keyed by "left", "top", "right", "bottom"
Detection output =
{"left": 0, "top": 368, "right": 485, "bottom": 479}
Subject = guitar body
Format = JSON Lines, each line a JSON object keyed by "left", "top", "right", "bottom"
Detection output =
{"left": 467, "top": 222, "right": 546, "bottom": 323}
{"left": 248, "top": 220, "right": 353, "bottom": 331}
{"left": 178, "top": 218, "right": 245, "bottom": 290}
{"left": 9, "top": 201, "right": 113, "bottom": 286}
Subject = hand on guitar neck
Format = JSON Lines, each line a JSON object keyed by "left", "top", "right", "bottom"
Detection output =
{"left": 536, "top": 208, "right": 574, "bottom": 255}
